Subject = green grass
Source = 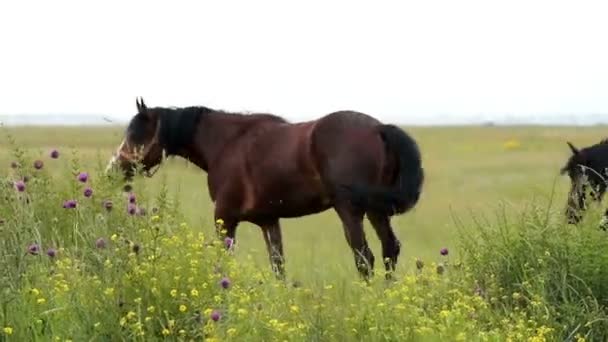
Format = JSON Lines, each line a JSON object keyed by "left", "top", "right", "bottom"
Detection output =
{"left": 1, "top": 124, "right": 607, "bottom": 341}
{"left": 0, "top": 125, "right": 599, "bottom": 275}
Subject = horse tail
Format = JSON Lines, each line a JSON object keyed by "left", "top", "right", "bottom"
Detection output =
{"left": 340, "top": 124, "right": 424, "bottom": 216}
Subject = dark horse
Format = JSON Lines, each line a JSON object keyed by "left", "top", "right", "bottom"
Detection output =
{"left": 106, "top": 98, "right": 424, "bottom": 280}
{"left": 561, "top": 140, "right": 608, "bottom": 227}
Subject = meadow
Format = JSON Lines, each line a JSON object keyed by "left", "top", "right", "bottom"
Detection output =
{"left": 1, "top": 124, "right": 608, "bottom": 341}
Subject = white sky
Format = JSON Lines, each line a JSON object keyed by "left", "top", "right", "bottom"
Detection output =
{"left": 0, "top": 0, "right": 607, "bottom": 123}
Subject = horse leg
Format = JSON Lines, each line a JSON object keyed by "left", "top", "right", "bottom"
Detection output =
{"left": 367, "top": 212, "right": 401, "bottom": 280}
{"left": 335, "top": 202, "right": 375, "bottom": 280}
{"left": 260, "top": 220, "right": 286, "bottom": 280}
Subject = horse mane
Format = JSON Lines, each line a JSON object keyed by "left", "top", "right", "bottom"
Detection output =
{"left": 152, "top": 106, "right": 288, "bottom": 155}
{"left": 600, "top": 138, "right": 608, "bottom": 145}
{"left": 156, "top": 106, "right": 211, "bottom": 155}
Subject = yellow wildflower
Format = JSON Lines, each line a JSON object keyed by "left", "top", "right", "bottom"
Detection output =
{"left": 227, "top": 328, "right": 237, "bottom": 336}
{"left": 147, "top": 306, "right": 155, "bottom": 313}
{"left": 170, "top": 289, "right": 178, "bottom": 297}
{"left": 3, "top": 327, "right": 13, "bottom": 335}
{"left": 162, "top": 328, "right": 170, "bottom": 336}
{"left": 290, "top": 305, "right": 299, "bottom": 313}
{"left": 190, "top": 288, "right": 199, "bottom": 297}
{"left": 126, "top": 311, "right": 136, "bottom": 320}
{"left": 110, "top": 234, "right": 118, "bottom": 241}
{"left": 503, "top": 139, "right": 521, "bottom": 150}
{"left": 151, "top": 215, "right": 161, "bottom": 223}
{"left": 179, "top": 304, "right": 187, "bottom": 313}
{"left": 30, "top": 288, "right": 40, "bottom": 296}
{"left": 104, "top": 288, "right": 114, "bottom": 296}
{"left": 37, "top": 298, "right": 46, "bottom": 305}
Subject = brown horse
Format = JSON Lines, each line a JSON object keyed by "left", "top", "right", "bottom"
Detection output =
{"left": 106, "top": 97, "right": 424, "bottom": 280}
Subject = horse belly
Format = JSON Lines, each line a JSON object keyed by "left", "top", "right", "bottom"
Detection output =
{"left": 246, "top": 181, "right": 332, "bottom": 219}
{"left": 274, "top": 193, "right": 333, "bottom": 218}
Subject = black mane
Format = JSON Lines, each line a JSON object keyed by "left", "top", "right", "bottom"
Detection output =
{"left": 126, "top": 106, "right": 210, "bottom": 155}
{"left": 126, "top": 105, "right": 289, "bottom": 156}
{"left": 157, "top": 106, "right": 210, "bottom": 155}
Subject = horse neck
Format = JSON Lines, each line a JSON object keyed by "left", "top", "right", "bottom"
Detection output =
{"left": 185, "top": 112, "right": 258, "bottom": 171}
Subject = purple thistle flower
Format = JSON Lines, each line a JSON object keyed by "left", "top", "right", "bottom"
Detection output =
{"left": 83, "top": 187, "right": 93, "bottom": 198}
{"left": 220, "top": 277, "right": 231, "bottom": 289}
{"left": 27, "top": 243, "right": 40, "bottom": 255}
{"left": 440, "top": 248, "right": 449, "bottom": 256}
{"left": 33, "top": 160, "right": 44, "bottom": 170}
{"left": 95, "top": 237, "right": 107, "bottom": 249}
{"left": 103, "top": 199, "right": 113, "bottom": 211}
{"left": 14, "top": 180, "right": 25, "bottom": 192}
{"left": 62, "top": 199, "right": 77, "bottom": 209}
{"left": 69, "top": 200, "right": 78, "bottom": 208}
{"left": 46, "top": 248, "right": 57, "bottom": 258}
{"left": 77, "top": 172, "right": 88, "bottom": 183}
{"left": 128, "top": 193, "right": 136, "bottom": 204}
{"left": 132, "top": 243, "right": 141, "bottom": 254}
{"left": 127, "top": 203, "right": 137, "bottom": 215}
{"left": 50, "top": 149, "right": 59, "bottom": 159}
{"left": 224, "top": 237, "right": 234, "bottom": 249}
{"left": 210, "top": 310, "right": 221, "bottom": 322}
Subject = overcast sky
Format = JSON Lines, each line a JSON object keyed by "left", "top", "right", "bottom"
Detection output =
{"left": 0, "top": 0, "right": 607, "bottom": 123}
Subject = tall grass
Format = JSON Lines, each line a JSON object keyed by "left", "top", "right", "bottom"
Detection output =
{"left": 456, "top": 194, "right": 608, "bottom": 341}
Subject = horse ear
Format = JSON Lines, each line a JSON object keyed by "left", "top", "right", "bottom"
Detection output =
{"left": 135, "top": 97, "right": 148, "bottom": 115}
{"left": 567, "top": 141, "right": 579, "bottom": 155}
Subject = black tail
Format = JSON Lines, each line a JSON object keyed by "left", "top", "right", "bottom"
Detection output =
{"left": 340, "top": 124, "right": 424, "bottom": 216}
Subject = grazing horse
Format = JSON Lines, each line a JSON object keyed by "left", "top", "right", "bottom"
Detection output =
{"left": 561, "top": 140, "right": 608, "bottom": 227}
{"left": 106, "top": 97, "right": 424, "bottom": 280}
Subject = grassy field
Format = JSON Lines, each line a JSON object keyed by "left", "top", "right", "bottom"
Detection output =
{"left": 1, "top": 124, "right": 608, "bottom": 341}
{"left": 0, "top": 125, "right": 600, "bottom": 275}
